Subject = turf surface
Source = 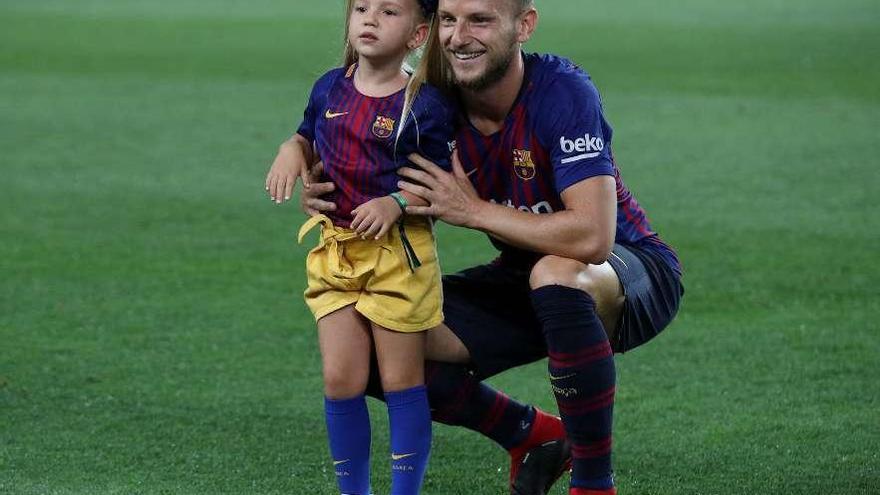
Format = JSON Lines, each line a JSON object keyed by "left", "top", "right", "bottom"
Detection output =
{"left": 1, "top": 1, "right": 878, "bottom": 493}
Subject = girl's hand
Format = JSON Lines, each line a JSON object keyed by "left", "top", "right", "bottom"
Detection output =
{"left": 265, "top": 138, "right": 311, "bottom": 204}
{"left": 350, "top": 196, "right": 402, "bottom": 239}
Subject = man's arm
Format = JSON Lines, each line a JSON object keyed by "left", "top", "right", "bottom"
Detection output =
{"left": 299, "top": 161, "right": 337, "bottom": 216}
{"left": 399, "top": 153, "right": 616, "bottom": 265}
{"left": 470, "top": 176, "right": 616, "bottom": 264}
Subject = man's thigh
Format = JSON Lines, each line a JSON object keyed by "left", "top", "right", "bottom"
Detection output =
{"left": 439, "top": 244, "right": 684, "bottom": 379}
{"left": 607, "top": 243, "right": 684, "bottom": 353}
{"left": 441, "top": 263, "right": 547, "bottom": 380}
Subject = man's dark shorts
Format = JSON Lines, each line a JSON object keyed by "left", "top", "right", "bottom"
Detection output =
{"left": 442, "top": 242, "right": 684, "bottom": 380}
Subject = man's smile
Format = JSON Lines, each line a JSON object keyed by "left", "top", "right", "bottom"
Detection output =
{"left": 451, "top": 49, "right": 485, "bottom": 61}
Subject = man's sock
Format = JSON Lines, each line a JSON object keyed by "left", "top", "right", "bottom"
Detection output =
{"left": 386, "top": 385, "right": 432, "bottom": 495}
{"left": 325, "top": 395, "right": 372, "bottom": 495}
{"left": 570, "top": 488, "right": 617, "bottom": 495}
{"left": 531, "top": 285, "right": 616, "bottom": 491}
{"left": 424, "top": 361, "right": 534, "bottom": 449}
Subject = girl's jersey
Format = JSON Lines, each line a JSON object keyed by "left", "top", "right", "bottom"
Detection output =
{"left": 455, "top": 53, "right": 681, "bottom": 274}
{"left": 297, "top": 65, "right": 455, "bottom": 228}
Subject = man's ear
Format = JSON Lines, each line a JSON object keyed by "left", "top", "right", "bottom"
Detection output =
{"left": 516, "top": 8, "right": 538, "bottom": 44}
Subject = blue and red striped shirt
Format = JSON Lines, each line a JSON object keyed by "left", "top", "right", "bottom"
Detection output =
{"left": 455, "top": 53, "right": 681, "bottom": 274}
{"left": 297, "top": 65, "right": 455, "bottom": 228}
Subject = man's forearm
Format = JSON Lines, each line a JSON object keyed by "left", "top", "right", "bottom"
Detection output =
{"left": 469, "top": 201, "right": 613, "bottom": 264}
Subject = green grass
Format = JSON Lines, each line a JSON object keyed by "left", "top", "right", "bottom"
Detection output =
{"left": 2, "top": 0, "right": 878, "bottom": 493}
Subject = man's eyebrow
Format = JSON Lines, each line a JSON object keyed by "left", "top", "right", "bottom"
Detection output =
{"left": 436, "top": 8, "right": 497, "bottom": 16}
{"left": 467, "top": 10, "right": 497, "bottom": 20}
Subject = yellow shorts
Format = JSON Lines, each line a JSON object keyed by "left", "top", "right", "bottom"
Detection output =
{"left": 297, "top": 214, "right": 443, "bottom": 333}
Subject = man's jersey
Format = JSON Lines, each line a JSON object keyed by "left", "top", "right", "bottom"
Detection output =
{"left": 297, "top": 65, "right": 455, "bottom": 228}
{"left": 455, "top": 53, "right": 681, "bottom": 274}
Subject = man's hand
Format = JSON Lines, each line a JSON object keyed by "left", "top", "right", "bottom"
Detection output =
{"left": 265, "top": 137, "right": 312, "bottom": 204}
{"left": 299, "top": 161, "right": 338, "bottom": 216}
{"left": 397, "top": 151, "right": 484, "bottom": 227}
{"left": 350, "top": 196, "right": 402, "bottom": 239}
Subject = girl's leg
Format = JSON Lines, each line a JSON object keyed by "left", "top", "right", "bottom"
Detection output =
{"left": 319, "top": 305, "right": 373, "bottom": 495}
{"left": 372, "top": 324, "right": 431, "bottom": 495}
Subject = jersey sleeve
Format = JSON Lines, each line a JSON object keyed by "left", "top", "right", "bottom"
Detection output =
{"left": 536, "top": 72, "right": 615, "bottom": 194}
{"left": 295, "top": 69, "right": 339, "bottom": 141}
{"left": 398, "top": 85, "right": 456, "bottom": 172}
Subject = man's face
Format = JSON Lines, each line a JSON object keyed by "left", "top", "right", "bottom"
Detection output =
{"left": 437, "top": 0, "right": 521, "bottom": 91}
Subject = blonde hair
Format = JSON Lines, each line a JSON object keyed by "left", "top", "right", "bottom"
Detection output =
{"left": 397, "top": 16, "right": 453, "bottom": 139}
{"left": 342, "top": 0, "right": 359, "bottom": 68}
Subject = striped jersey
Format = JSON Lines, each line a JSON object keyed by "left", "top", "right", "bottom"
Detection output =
{"left": 297, "top": 64, "right": 455, "bottom": 228}
{"left": 455, "top": 53, "right": 681, "bottom": 274}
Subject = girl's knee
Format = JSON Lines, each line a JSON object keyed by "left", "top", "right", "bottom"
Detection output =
{"left": 323, "top": 364, "right": 368, "bottom": 399}
{"left": 380, "top": 368, "right": 424, "bottom": 393}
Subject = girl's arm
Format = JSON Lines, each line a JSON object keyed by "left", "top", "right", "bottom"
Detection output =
{"left": 265, "top": 133, "right": 314, "bottom": 204}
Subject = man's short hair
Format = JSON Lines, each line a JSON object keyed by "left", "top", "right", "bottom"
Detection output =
{"left": 513, "top": 0, "right": 535, "bottom": 16}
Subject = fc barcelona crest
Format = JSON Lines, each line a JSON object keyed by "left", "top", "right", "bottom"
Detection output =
{"left": 513, "top": 149, "right": 536, "bottom": 180}
{"left": 372, "top": 115, "right": 396, "bottom": 139}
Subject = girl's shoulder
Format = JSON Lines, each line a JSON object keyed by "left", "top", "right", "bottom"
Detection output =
{"left": 310, "top": 66, "right": 350, "bottom": 93}
{"left": 410, "top": 82, "right": 457, "bottom": 120}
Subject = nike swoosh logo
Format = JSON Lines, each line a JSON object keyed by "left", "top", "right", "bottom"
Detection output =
{"left": 333, "top": 459, "right": 350, "bottom": 466}
{"left": 549, "top": 373, "right": 576, "bottom": 381}
{"left": 325, "top": 110, "right": 349, "bottom": 119}
{"left": 391, "top": 452, "right": 416, "bottom": 461}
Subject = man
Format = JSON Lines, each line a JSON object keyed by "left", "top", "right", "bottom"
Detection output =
{"left": 277, "top": 1, "right": 683, "bottom": 493}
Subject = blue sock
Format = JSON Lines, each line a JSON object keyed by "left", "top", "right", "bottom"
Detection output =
{"left": 385, "top": 385, "right": 432, "bottom": 495}
{"left": 325, "top": 395, "right": 371, "bottom": 495}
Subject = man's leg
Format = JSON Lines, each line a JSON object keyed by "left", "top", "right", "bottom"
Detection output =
{"left": 529, "top": 255, "right": 624, "bottom": 495}
{"left": 365, "top": 261, "right": 585, "bottom": 495}
{"left": 423, "top": 264, "right": 575, "bottom": 495}
{"left": 415, "top": 247, "right": 680, "bottom": 495}
{"left": 366, "top": 316, "right": 547, "bottom": 450}
{"left": 421, "top": 329, "right": 570, "bottom": 495}
{"left": 424, "top": 324, "right": 536, "bottom": 449}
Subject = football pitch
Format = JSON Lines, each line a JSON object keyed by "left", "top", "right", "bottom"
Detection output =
{"left": 1, "top": 0, "right": 878, "bottom": 493}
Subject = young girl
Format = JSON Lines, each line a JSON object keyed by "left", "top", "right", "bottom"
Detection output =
{"left": 265, "top": 1, "right": 452, "bottom": 494}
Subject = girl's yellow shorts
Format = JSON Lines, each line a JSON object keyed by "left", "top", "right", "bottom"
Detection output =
{"left": 297, "top": 214, "right": 443, "bottom": 333}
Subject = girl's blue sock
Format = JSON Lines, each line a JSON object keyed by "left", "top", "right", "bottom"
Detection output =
{"left": 385, "top": 385, "right": 432, "bottom": 495}
{"left": 325, "top": 395, "right": 371, "bottom": 495}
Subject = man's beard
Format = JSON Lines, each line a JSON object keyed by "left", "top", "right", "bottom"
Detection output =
{"left": 452, "top": 36, "right": 519, "bottom": 92}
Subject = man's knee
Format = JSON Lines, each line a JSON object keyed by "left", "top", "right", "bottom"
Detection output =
{"left": 530, "top": 256, "right": 624, "bottom": 332}
{"left": 529, "top": 255, "right": 595, "bottom": 293}
{"left": 425, "top": 324, "right": 471, "bottom": 363}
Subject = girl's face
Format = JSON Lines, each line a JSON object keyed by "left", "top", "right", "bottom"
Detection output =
{"left": 349, "top": 0, "right": 427, "bottom": 62}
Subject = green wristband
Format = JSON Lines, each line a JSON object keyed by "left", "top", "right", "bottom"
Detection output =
{"left": 389, "top": 192, "right": 408, "bottom": 213}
